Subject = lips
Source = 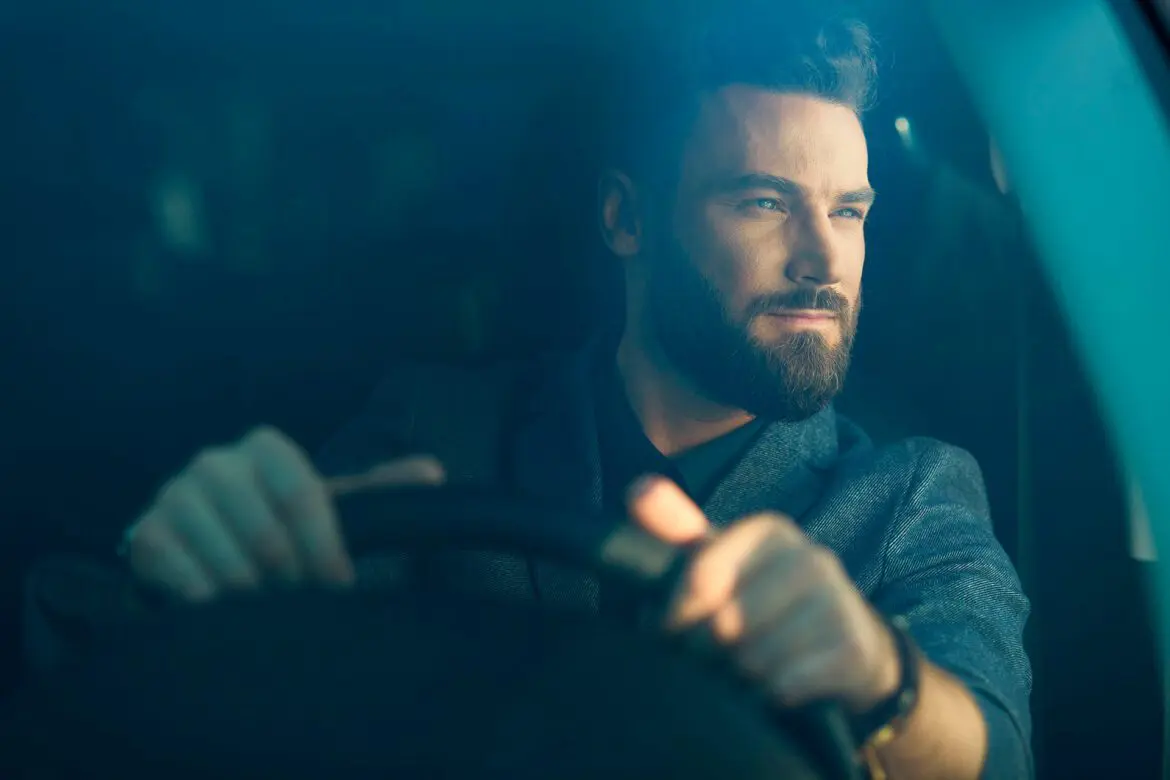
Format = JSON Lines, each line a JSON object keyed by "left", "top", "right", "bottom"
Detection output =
{"left": 764, "top": 310, "right": 837, "bottom": 320}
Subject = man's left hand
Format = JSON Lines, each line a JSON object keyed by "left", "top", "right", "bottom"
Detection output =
{"left": 627, "top": 476, "right": 901, "bottom": 714}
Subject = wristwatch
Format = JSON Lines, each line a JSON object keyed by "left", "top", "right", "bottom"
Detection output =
{"left": 850, "top": 614, "right": 922, "bottom": 780}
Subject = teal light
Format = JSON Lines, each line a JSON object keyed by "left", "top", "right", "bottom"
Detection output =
{"left": 930, "top": 0, "right": 1170, "bottom": 654}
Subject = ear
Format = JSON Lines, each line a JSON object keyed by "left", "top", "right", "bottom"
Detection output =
{"left": 598, "top": 168, "right": 643, "bottom": 258}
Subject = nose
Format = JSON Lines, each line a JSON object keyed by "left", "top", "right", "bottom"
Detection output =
{"left": 783, "top": 212, "right": 841, "bottom": 287}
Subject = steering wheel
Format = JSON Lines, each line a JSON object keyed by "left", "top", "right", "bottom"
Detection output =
{"left": 1, "top": 488, "right": 861, "bottom": 780}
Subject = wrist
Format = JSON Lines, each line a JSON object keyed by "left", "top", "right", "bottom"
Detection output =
{"left": 846, "top": 609, "right": 904, "bottom": 714}
{"left": 849, "top": 615, "right": 923, "bottom": 748}
{"left": 858, "top": 629, "right": 903, "bottom": 713}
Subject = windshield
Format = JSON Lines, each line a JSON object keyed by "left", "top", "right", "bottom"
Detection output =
{"left": 0, "top": 2, "right": 1163, "bottom": 779}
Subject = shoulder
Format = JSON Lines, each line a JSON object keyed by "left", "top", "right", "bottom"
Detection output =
{"left": 811, "top": 415, "right": 995, "bottom": 566}
{"left": 830, "top": 418, "right": 1010, "bottom": 598}
{"left": 833, "top": 413, "right": 989, "bottom": 514}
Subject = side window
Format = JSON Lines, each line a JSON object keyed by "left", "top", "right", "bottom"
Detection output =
{"left": 1157, "top": 0, "right": 1170, "bottom": 35}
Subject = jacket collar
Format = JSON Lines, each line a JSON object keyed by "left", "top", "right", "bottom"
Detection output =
{"left": 508, "top": 342, "right": 842, "bottom": 528}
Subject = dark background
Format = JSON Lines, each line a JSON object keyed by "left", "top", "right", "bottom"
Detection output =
{"left": 0, "top": 0, "right": 1161, "bottom": 776}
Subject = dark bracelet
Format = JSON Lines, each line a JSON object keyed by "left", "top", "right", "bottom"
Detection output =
{"left": 849, "top": 614, "right": 922, "bottom": 750}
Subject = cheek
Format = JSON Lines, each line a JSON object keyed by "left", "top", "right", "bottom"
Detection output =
{"left": 692, "top": 209, "right": 780, "bottom": 309}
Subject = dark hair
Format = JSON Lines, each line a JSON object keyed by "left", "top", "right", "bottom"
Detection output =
{"left": 604, "top": 3, "right": 878, "bottom": 186}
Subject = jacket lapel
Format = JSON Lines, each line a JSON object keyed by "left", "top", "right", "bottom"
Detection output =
{"left": 505, "top": 348, "right": 847, "bottom": 608}
{"left": 508, "top": 354, "right": 845, "bottom": 533}
{"left": 703, "top": 407, "right": 840, "bottom": 530}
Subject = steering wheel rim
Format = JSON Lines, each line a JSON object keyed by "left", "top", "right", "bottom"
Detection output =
{"left": 4, "top": 487, "right": 861, "bottom": 780}
{"left": 338, "top": 486, "right": 689, "bottom": 591}
{"left": 340, "top": 486, "right": 861, "bottom": 780}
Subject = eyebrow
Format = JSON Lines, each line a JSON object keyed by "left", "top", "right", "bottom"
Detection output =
{"left": 717, "top": 173, "right": 878, "bottom": 206}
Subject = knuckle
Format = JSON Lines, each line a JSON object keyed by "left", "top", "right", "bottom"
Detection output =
{"left": 243, "top": 425, "right": 295, "bottom": 455}
{"left": 750, "top": 511, "right": 793, "bottom": 531}
{"left": 156, "top": 485, "right": 217, "bottom": 539}
{"left": 244, "top": 424, "right": 282, "bottom": 444}
{"left": 751, "top": 513, "right": 785, "bottom": 532}
{"left": 189, "top": 448, "right": 238, "bottom": 482}
{"left": 158, "top": 480, "right": 200, "bottom": 513}
{"left": 727, "top": 515, "right": 771, "bottom": 540}
{"left": 761, "top": 513, "right": 804, "bottom": 544}
{"left": 243, "top": 431, "right": 321, "bottom": 507}
{"left": 127, "top": 520, "right": 169, "bottom": 560}
{"left": 733, "top": 514, "right": 796, "bottom": 551}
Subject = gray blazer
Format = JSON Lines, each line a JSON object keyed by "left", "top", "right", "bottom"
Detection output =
{"left": 318, "top": 347, "right": 1033, "bottom": 779}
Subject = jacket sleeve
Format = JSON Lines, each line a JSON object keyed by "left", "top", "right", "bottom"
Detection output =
{"left": 870, "top": 438, "right": 1033, "bottom": 779}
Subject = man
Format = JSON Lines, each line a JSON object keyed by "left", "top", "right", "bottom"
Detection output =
{"left": 122, "top": 10, "right": 1031, "bottom": 780}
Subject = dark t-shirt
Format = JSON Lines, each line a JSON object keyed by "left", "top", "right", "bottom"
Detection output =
{"left": 671, "top": 421, "right": 766, "bottom": 505}
{"left": 591, "top": 360, "right": 765, "bottom": 510}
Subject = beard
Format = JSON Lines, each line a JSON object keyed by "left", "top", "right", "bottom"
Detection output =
{"left": 645, "top": 245, "right": 858, "bottom": 422}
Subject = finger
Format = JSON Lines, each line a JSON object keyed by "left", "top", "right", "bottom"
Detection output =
{"left": 242, "top": 426, "right": 353, "bottom": 585}
{"left": 734, "top": 590, "right": 837, "bottom": 678}
{"left": 669, "top": 514, "right": 803, "bottom": 630}
{"left": 326, "top": 455, "right": 447, "bottom": 497}
{"left": 626, "top": 476, "right": 710, "bottom": 544}
{"left": 708, "top": 544, "right": 816, "bottom": 643}
{"left": 188, "top": 448, "right": 302, "bottom": 583}
{"left": 158, "top": 477, "right": 260, "bottom": 590}
{"left": 769, "top": 645, "right": 855, "bottom": 708}
{"left": 127, "top": 516, "right": 217, "bottom": 602}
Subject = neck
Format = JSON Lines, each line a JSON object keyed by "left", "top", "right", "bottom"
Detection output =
{"left": 616, "top": 327, "right": 754, "bottom": 457}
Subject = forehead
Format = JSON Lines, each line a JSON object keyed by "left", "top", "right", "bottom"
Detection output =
{"left": 677, "top": 86, "right": 870, "bottom": 195}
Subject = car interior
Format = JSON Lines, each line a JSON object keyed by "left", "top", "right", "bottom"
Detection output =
{"left": 0, "top": 0, "right": 1167, "bottom": 777}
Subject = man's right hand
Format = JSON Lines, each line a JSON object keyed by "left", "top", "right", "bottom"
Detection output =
{"left": 124, "top": 426, "right": 446, "bottom": 602}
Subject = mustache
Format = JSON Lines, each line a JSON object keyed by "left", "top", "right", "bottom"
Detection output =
{"left": 746, "top": 287, "right": 852, "bottom": 318}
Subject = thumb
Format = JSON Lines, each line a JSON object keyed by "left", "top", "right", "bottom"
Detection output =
{"left": 626, "top": 476, "right": 711, "bottom": 545}
{"left": 326, "top": 455, "right": 447, "bottom": 497}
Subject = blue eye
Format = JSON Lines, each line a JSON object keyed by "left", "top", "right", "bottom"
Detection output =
{"left": 742, "top": 197, "right": 784, "bottom": 213}
{"left": 833, "top": 207, "right": 866, "bottom": 220}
